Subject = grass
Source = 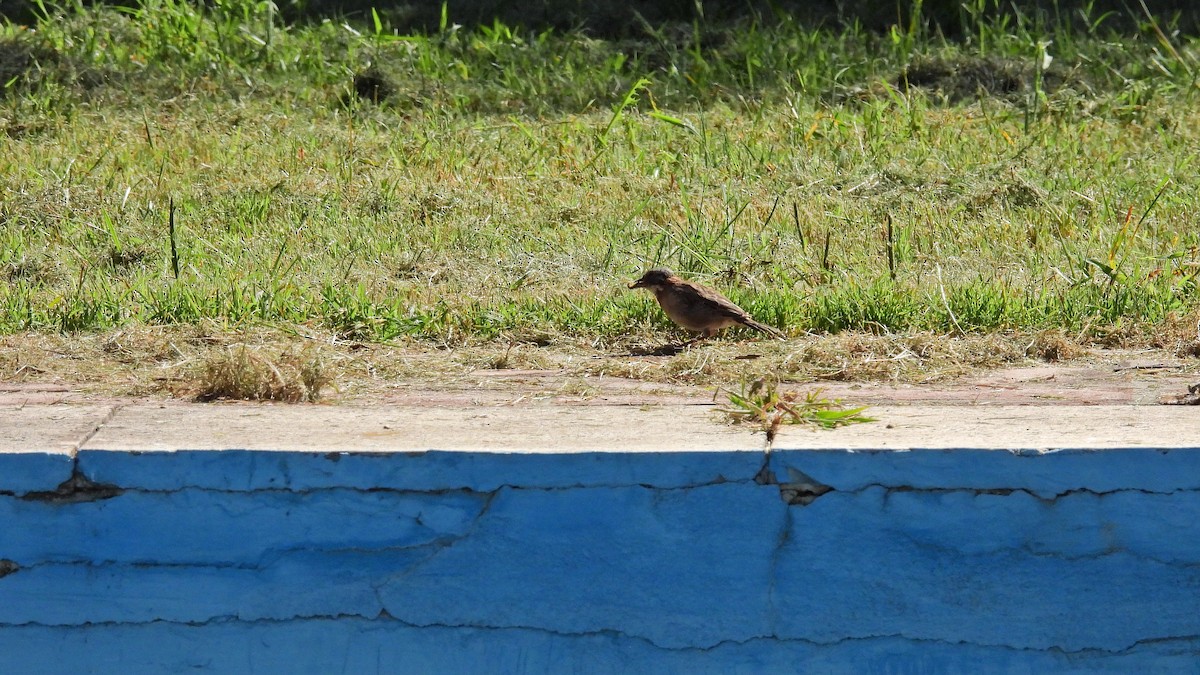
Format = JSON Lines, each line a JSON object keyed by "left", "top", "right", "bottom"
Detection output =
{"left": 1, "top": 0, "right": 1200, "bottom": 396}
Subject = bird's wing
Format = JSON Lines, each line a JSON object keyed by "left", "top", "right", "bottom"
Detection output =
{"left": 679, "top": 280, "right": 752, "bottom": 320}
{"left": 682, "top": 280, "right": 784, "bottom": 338}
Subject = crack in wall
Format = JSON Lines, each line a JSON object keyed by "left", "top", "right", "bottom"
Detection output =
{"left": 754, "top": 463, "right": 835, "bottom": 506}
{"left": 0, "top": 494, "right": 499, "bottom": 574}
{"left": 3, "top": 613, "right": 1196, "bottom": 657}
{"left": 0, "top": 544, "right": 468, "bottom": 573}
{"left": 1008, "top": 543, "right": 1200, "bottom": 567}
{"left": 885, "top": 527, "right": 1200, "bottom": 568}
{"left": 869, "top": 483, "right": 1195, "bottom": 502}
{"left": 25, "top": 477, "right": 763, "bottom": 499}
{"left": 756, "top": 433, "right": 1200, "bottom": 506}
{"left": 72, "top": 404, "right": 123, "bottom": 455}
{"left": 17, "top": 406, "right": 127, "bottom": 504}
{"left": 11, "top": 536, "right": 1194, "bottom": 578}
{"left": 765, "top": 502, "right": 791, "bottom": 636}
{"left": 20, "top": 472, "right": 124, "bottom": 504}
{"left": 13, "top": 473, "right": 1195, "bottom": 504}
{"left": 754, "top": 468, "right": 1198, "bottom": 507}
{"left": 374, "top": 488, "right": 499, "bottom": 594}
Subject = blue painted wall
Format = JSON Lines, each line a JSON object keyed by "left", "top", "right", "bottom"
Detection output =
{"left": 2, "top": 447, "right": 1199, "bottom": 673}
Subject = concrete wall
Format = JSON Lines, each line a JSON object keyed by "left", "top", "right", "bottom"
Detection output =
{"left": 2, "top": 445, "right": 1200, "bottom": 673}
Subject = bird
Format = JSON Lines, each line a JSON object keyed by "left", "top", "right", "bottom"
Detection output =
{"left": 629, "top": 268, "right": 785, "bottom": 341}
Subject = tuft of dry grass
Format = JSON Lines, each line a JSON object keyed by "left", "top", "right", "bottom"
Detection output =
{"left": 194, "top": 346, "right": 331, "bottom": 403}
{"left": 1150, "top": 311, "right": 1200, "bottom": 358}
{"left": 1025, "top": 329, "right": 1085, "bottom": 362}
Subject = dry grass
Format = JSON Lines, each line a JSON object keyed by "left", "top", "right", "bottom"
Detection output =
{"left": 1024, "top": 329, "right": 1085, "bottom": 362}
{"left": 2, "top": 313, "right": 1197, "bottom": 403}
{"left": 193, "top": 346, "right": 330, "bottom": 403}
{"left": 1152, "top": 312, "right": 1200, "bottom": 358}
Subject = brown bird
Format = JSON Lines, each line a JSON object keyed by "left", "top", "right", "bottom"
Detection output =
{"left": 629, "top": 268, "right": 785, "bottom": 340}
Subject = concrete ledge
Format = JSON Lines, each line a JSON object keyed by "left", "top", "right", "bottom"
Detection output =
{"left": 0, "top": 405, "right": 107, "bottom": 492}
{"left": 2, "top": 402, "right": 1200, "bottom": 672}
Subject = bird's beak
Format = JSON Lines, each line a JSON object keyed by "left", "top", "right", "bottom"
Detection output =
{"left": 629, "top": 277, "right": 646, "bottom": 289}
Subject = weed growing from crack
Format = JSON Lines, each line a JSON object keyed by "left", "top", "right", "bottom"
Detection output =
{"left": 718, "top": 377, "right": 874, "bottom": 440}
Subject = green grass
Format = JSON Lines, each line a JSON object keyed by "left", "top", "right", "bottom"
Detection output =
{"left": 1, "top": 0, "right": 1199, "bottom": 347}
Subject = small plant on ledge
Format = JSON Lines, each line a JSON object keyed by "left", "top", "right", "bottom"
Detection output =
{"left": 718, "top": 378, "right": 874, "bottom": 441}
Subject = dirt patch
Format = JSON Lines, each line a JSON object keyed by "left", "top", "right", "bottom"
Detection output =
{"left": 351, "top": 66, "right": 398, "bottom": 104}
{"left": 901, "top": 55, "right": 1028, "bottom": 103}
{"left": 895, "top": 54, "right": 1084, "bottom": 105}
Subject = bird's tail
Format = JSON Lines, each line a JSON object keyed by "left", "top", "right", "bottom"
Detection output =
{"left": 742, "top": 318, "right": 786, "bottom": 339}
